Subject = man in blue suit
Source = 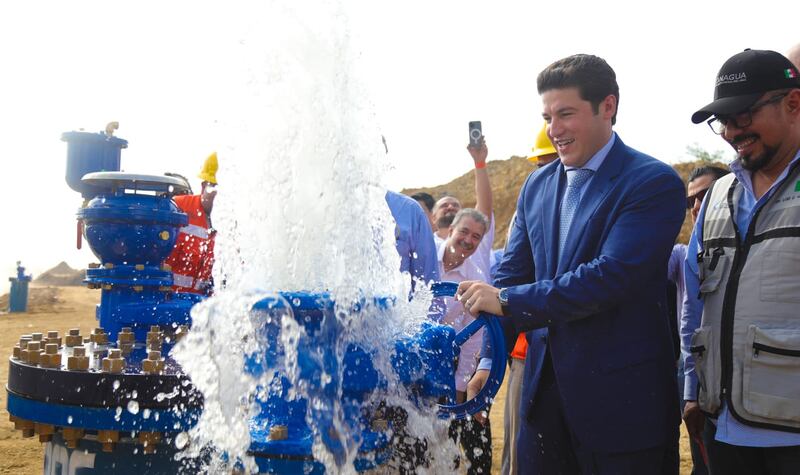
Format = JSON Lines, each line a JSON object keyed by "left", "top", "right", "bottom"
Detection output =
{"left": 458, "top": 54, "right": 685, "bottom": 474}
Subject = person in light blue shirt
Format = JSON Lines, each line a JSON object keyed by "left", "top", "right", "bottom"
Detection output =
{"left": 385, "top": 190, "right": 440, "bottom": 287}
{"left": 684, "top": 48, "right": 800, "bottom": 474}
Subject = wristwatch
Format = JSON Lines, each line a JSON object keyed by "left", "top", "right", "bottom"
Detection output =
{"left": 498, "top": 288, "right": 510, "bottom": 316}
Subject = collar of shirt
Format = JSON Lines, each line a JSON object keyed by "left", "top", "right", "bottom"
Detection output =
{"left": 436, "top": 239, "right": 479, "bottom": 280}
{"left": 728, "top": 148, "right": 800, "bottom": 204}
{"left": 564, "top": 132, "right": 616, "bottom": 173}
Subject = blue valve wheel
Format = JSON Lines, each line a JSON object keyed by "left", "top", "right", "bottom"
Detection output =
{"left": 430, "top": 282, "right": 507, "bottom": 420}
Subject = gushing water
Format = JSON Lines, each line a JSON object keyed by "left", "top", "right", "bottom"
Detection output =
{"left": 173, "top": 2, "right": 461, "bottom": 473}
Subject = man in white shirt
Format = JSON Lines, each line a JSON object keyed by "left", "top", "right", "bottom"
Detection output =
{"left": 438, "top": 207, "right": 493, "bottom": 474}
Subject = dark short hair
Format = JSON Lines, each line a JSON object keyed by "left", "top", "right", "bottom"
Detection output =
{"left": 411, "top": 192, "right": 435, "bottom": 212}
{"left": 688, "top": 166, "right": 729, "bottom": 184}
{"left": 537, "top": 54, "right": 620, "bottom": 125}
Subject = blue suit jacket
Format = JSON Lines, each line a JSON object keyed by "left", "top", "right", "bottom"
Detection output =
{"left": 493, "top": 135, "right": 684, "bottom": 453}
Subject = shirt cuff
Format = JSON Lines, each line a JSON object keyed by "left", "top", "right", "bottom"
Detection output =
{"left": 684, "top": 375, "right": 698, "bottom": 401}
{"left": 477, "top": 358, "right": 492, "bottom": 371}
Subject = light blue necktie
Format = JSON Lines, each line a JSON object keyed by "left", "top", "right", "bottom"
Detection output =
{"left": 559, "top": 168, "right": 594, "bottom": 257}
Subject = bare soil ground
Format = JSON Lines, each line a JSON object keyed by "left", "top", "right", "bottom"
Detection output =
{"left": 0, "top": 285, "right": 692, "bottom": 474}
{"left": 0, "top": 284, "right": 99, "bottom": 475}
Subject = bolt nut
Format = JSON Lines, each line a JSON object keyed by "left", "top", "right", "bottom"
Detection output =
{"left": 15, "top": 418, "right": 35, "bottom": 438}
{"left": 97, "top": 430, "right": 119, "bottom": 453}
{"left": 31, "top": 333, "right": 43, "bottom": 342}
{"left": 102, "top": 349, "right": 125, "bottom": 373}
{"left": 142, "top": 351, "right": 165, "bottom": 374}
{"left": 62, "top": 428, "right": 85, "bottom": 449}
{"left": 46, "top": 331, "right": 62, "bottom": 347}
{"left": 67, "top": 346, "right": 90, "bottom": 371}
{"left": 104, "top": 262, "right": 114, "bottom": 269}
{"left": 39, "top": 343, "right": 61, "bottom": 368}
{"left": 139, "top": 431, "right": 161, "bottom": 454}
{"left": 36, "top": 423, "right": 55, "bottom": 443}
{"left": 370, "top": 419, "right": 388, "bottom": 431}
{"left": 22, "top": 341, "right": 42, "bottom": 365}
{"left": 91, "top": 328, "right": 109, "bottom": 345}
{"left": 12, "top": 345, "right": 21, "bottom": 359}
{"left": 88, "top": 262, "right": 101, "bottom": 269}
{"left": 269, "top": 425, "right": 288, "bottom": 441}
{"left": 66, "top": 329, "right": 82, "bottom": 347}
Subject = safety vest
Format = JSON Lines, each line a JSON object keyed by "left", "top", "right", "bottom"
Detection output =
{"left": 691, "top": 165, "right": 800, "bottom": 432}
{"left": 164, "top": 194, "right": 215, "bottom": 295}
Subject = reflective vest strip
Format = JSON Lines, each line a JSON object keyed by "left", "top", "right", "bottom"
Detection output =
{"left": 172, "top": 273, "right": 194, "bottom": 288}
{"left": 180, "top": 224, "right": 209, "bottom": 239}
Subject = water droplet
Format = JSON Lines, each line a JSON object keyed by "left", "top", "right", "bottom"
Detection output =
{"left": 143, "top": 409, "right": 151, "bottom": 419}
{"left": 175, "top": 432, "right": 189, "bottom": 449}
{"left": 115, "top": 407, "right": 122, "bottom": 421}
{"left": 156, "top": 392, "right": 166, "bottom": 402}
{"left": 127, "top": 400, "right": 139, "bottom": 415}
{"left": 67, "top": 416, "right": 73, "bottom": 424}
{"left": 112, "top": 380, "right": 120, "bottom": 391}
{"left": 292, "top": 298, "right": 301, "bottom": 307}
{"left": 131, "top": 390, "right": 138, "bottom": 399}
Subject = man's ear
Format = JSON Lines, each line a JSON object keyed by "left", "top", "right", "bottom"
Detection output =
{"left": 601, "top": 94, "right": 617, "bottom": 121}
{"left": 785, "top": 89, "right": 800, "bottom": 120}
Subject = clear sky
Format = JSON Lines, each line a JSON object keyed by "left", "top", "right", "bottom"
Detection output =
{"left": 1, "top": 0, "right": 797, "bottom": 277}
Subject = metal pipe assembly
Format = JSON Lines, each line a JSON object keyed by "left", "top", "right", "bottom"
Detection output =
{"left": 5, "top": 129, "right": 506, "bottom": 474}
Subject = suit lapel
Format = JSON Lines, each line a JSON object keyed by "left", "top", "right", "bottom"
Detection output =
{"left": 541, "top": 164, "right": 564, "bottom": 278}
{"left": 557, "top": 137, "right": 628, "bottom": 274}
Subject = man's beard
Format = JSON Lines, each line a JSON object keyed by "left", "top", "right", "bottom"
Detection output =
{"left": 436, "top": 214, "right": 455, "bottom": 230}
{"left": 736, "top": 137, "right": 777, "bottom": 172}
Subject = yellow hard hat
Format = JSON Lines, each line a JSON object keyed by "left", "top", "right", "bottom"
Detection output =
{"left": 198, "top": 152, "right": 218, "bottom": 184}
{"left": 528, "top": 123, "right": 557, "bottom": 164}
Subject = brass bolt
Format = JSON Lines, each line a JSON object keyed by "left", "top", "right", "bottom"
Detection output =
{"left": 139, "top": 431, "right": 161, "bottom": 454}
{"left": 39, "top": 343, "right": 61, "bottom": 368}
{"left": 87, "top": 283, "right": 100, "bottom": 290}
{"left": 117, "top": 327, "right": 135, "bottom": 355}
{"left": 102, "top": 349, "right": 125, "bottom": 373}
{"left": 142, "top": 351, "right": 165, "bottom": 375}
{"left": 134, "top": 264, "right": 145, "bottom": 271}
{"left": 91, "top": 328, "right": 108, "bottom": 345}
{"left": 88, "top": 262, "right": 101, "bottom": 269}
{"left": 35, "top": 423, "right": 55, "bottom": 443}
{"left": 371, "top": 419, "right": 388, "bottom": 431}
{"left": 269, "top": 425, "right": 288, "bottom": 441}
{"left": 65, "top": 328, "right": 82, "bottom": 347}
{"left": 97, "top": 430, "right": 119, "bottom": 453}
{"left": 159, "top": 286, "right": 172, "bottom": 292}
{"left": 159, "top": 230, "right": 170, "bottom": 241}
{"left": 102, "top": 284, "right": 112, "bottom": 290}
{"left": 146, "top": 326, "right": 163, "bottom": 351}
{"left": 15, "top": 418, "right": 35, "bottom": 438}
{"left": 22, "top": 341, "right": 42, "bottom": 365}
{"left": 132, "top": 285, "right": 143, "bottom": 292}
{"left": 46, "top": 331, "right": 62, "bottom": 347}
{"left": 161, "top": 264, "right": 172, "bottom": 272}
{"left": 175, "top": 325, "right": 190, "bottom": 341}
{"left": 67, "top": 346, "right": 90, "bottom": 371}
{"left": 62, "top": 428, "right": 85, "bottom": 449}
{"left": 104, "top": 263, "right": 114, "bottom": 269}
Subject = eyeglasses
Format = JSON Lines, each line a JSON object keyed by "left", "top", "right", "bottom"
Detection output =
{"left": 687, "top": 187, "right": 709, "bottom": 209}
{"left": 706, "top": 92, "right": 788, "bottom": 135}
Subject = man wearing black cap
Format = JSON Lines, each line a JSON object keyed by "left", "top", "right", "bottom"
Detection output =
{"left": 684, "top": 49, "right": 800, "bottom": 473}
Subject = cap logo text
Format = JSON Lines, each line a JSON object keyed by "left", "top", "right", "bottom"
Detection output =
{"left": 717, "top": 72, "right": 747, "bottom": 86}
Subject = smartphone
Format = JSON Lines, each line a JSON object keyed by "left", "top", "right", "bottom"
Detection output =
{"left": 468, "top": 121, "right": 482, "bottom": 146}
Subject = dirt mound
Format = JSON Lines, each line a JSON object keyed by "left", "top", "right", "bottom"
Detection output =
{"left": 404, "top": 157, "right": 728, "bottom": 248}
{"left": 34, "top": 261, "right": 84, "bottom": 286}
